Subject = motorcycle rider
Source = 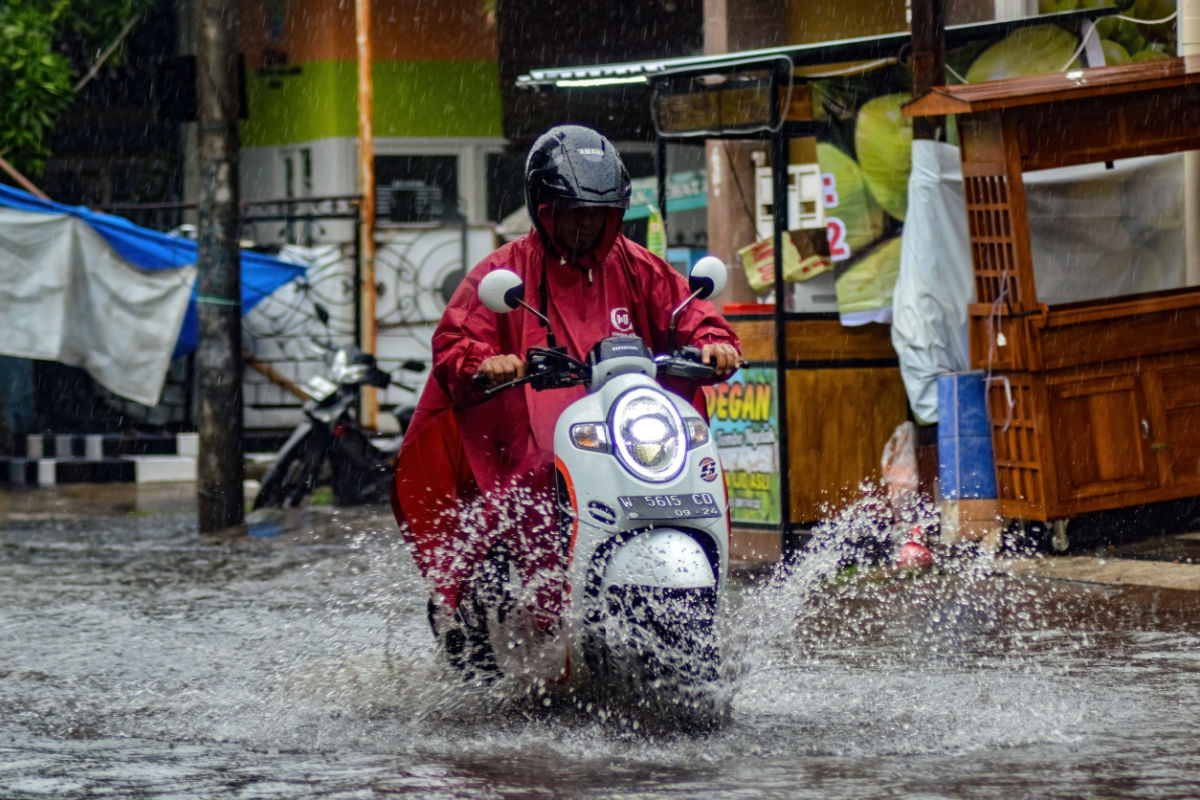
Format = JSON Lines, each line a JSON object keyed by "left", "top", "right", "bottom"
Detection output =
{"left": 391, "top": 124, "right": 741, "bottom": 667}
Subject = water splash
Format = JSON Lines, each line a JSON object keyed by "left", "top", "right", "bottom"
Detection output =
{"left": 356, "top": 478, "right": 1117, "bottom": 749}
{"left": 5, "top": 505, "right": 1200, "bottom": 797}
{"left": 707, "top": 484, "right": 1142, "bottom": 759}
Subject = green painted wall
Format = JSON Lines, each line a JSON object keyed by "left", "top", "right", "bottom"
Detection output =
{"left": 241, "top": 59, "right": 503, "bottom": 147}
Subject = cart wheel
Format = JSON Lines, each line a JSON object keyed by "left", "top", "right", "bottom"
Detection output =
{"left": 1050, "top": 519, "right": 1070, "bottom": 554}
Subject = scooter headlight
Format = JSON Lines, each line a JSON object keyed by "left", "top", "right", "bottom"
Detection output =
{"left": 327, "top": 348, "right": 380, "bottom": 386}
{"left": 611, "top": 388, "right": 687, "bottom": 483}
{"left": 329, "top": 350, "right": 370, "bottom": 385}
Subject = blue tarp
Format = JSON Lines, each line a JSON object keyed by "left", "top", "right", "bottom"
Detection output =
{"left": 0, "top": 183, "right": 305, "bottom": 355}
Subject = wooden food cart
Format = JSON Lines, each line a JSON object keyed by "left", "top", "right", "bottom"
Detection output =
{"left": 725, "top": 311, "right": 907, "bottom": 557}
{"left": 905, "top": 58, "right": 1200, "bottom": 533}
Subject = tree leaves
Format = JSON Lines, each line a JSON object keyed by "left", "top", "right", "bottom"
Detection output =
{"left": 0, "top": 3, "right": 73, "bottom": 175}
{"left": 0, "top": 0, "right": 158, "bottom": 177}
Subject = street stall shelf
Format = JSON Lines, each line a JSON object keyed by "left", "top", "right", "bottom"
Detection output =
{"left": 645, "top": 55, "right": 909, "bottom": 562}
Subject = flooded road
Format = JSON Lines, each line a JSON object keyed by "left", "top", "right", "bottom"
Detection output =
{"left": 2, "top": 500, "right": 1199, "bottom": 799}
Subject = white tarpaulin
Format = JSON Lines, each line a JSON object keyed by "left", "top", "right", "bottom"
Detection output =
{"left": 892, "top": 140, "right": 1186, "bottom": 424}
{"left": 891, "top": 142, "right": 973, "bottom": 425}
{"left": 0, "top": 209, "right": 196, "bottom": 406}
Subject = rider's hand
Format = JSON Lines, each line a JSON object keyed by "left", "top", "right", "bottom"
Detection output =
{"left": 476, "top": 354, "right": 526, "bottom": 387}
{"left": 701, "top": 343, "right": 741, "bottom": 378}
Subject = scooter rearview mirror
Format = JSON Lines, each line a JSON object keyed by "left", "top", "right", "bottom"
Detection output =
{"left": 401, "top": 359, "right": 426, "bottom": 372}
{"left": 478, "top": 269, "right": 525, "bottom": 314}
{"left": 478, "top": 267, "right": 558, "bottom": 347}
{"left": 687, "top": 256, "right": 728, "bottom": 300}
{"left": 669, "top": 255, "right": 729, "bottom": 350}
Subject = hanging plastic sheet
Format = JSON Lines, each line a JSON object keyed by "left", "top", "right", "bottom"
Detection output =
{"left": 891, "top": 140, "right": 1185, "bottom": 424}
{"left": 0, "top": 184, "right": 305, "bottom": 405}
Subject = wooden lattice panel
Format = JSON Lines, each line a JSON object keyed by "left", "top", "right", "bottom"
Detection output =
{"left": 962, "top": 174, "right": 1023, "bottom": 308}
{"left": 986, "top": 373, "right": 1044, "bottom": 514}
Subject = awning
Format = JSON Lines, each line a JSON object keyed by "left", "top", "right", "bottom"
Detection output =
{"left": 0, "top": 184, "right": 305, "bottom": 356}
{"left": 516, "top": 7, "right": 1118, "bottom": 90}
{"left": 0, "top": 184, "right": 305, "bottom": 405}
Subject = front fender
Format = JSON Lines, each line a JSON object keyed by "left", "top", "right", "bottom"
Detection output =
{"left": 603, "top": 528, "right": 715, "bottom": 591}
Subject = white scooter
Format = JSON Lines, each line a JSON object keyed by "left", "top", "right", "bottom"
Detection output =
{"left": 446, "top": 257, "right": 732, "bottom": 725}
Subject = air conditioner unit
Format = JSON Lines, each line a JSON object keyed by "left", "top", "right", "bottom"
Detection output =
{"left": 386, "top": 181, "right": 445, "bottom": 223}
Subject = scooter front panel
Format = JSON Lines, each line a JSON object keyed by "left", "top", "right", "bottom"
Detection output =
{"left": 602, "top": 528, "right": 716, "bottom": 590}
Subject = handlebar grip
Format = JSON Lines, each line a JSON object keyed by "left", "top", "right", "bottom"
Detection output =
{"left": 660, "top": 359, "right": 716, "bottom": 380}
{"left": 472, "top": 371, "right": 490, "bottom": 388}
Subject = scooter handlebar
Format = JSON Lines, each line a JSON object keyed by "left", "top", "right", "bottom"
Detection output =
{"left": 475, "top": 346, "right": 729, "bottom": 395}
{"left": 655, "top": 346, "right": 717, "bottom": 380}
{"left": 475, "top": 371, "right": 535, "bottom": 398}
{"left": 471, "top": 346, "right": 586, "bottom": 398}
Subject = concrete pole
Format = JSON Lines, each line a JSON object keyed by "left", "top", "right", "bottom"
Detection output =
{"left": 356, "top": 0, "right": 379, "bottom": 428}
{"left": 1183, "top": 0, "right": 1200, "bottom": 285}
{"left": 194, "top": 0, "right": 245, "bottom": 532}
{"left": 702, "top": 0, "right": 783, "bottom": 306}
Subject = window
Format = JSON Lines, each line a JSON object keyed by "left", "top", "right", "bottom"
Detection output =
{"left": 282, "top": 147, "right": 313, "bottom": 241}
{"left": 486, "top": 151, "right": 524, "bottom": 224}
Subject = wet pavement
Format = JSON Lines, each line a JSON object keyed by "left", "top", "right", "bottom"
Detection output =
{"left": 996, "top": 525, "right": 1200, "bottom": 593}
{"left": 0, "top": 482, "right": 200, "bottom": 522}
{"left": 6, "top": 482, "right": 1200, "bottom": 592}
{"left": 2, "top": 485, "right": 1200, "bottom": 799}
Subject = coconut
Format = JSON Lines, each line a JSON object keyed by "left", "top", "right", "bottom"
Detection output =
{"left": 1131, "top": 45, "right": 1170, "bottom": 61}
{"left": 852, "top": 94, "right": 913, "bottom": 222}
{"left": 834, "top": 235, "right": 904, "bottom": 314}
{"left": 816, "top": 142, "right": 887, "bottom": 253}
{"left": 1100, "top": 39, "right": 1132, "bottom": 65}
{"left": 965, "top": 25, "right": 1081, "bottom": 84}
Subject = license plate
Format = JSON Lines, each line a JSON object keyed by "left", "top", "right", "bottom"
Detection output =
{"left": 616, "top": 492, "right": 722, "bottom": 520}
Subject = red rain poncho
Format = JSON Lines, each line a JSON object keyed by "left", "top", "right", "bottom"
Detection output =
{"left": 392, "top": 208, "right": 740, "bottom": 619}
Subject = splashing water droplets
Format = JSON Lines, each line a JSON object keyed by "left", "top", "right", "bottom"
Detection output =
{"left": 4, "top": 501, "right": 1200, "bottom": 794}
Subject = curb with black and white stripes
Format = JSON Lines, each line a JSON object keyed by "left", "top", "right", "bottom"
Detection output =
{"left": 2, "top": 433, "right": 199, "bottom": 487}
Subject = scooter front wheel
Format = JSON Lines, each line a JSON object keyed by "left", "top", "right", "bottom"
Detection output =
{"left": 587, "top": 585, "right": 727, "bottom": 731}
{"left": 254, "top": 428, "right": 325, "bottom": 509}
{"left": 604, "top": 585, "right": 721, "bottom": 684}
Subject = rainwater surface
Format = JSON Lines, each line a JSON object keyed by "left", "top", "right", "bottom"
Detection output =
{"left": 2, "top": 502, "right": 1199, "bottom": 799}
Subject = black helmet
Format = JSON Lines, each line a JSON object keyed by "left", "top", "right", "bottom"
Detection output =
{"left": 524, "top": 125, "right": 631, "bottom": 239}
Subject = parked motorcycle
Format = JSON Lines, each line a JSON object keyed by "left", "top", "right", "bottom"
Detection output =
{"left": 253, "top": 342, "right": 425, "bottom": 509}
{"left": 441, "top": 256, "right": 733, "bottom": 726}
